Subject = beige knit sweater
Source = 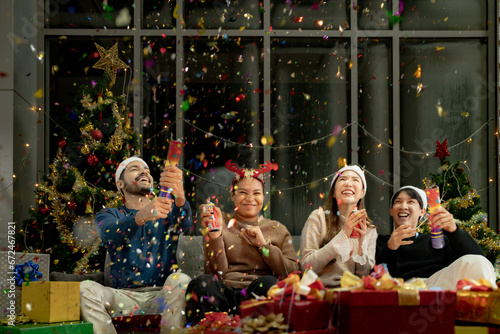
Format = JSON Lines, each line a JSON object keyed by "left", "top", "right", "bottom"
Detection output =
{"left": 204, "top": 213, "right": 300, "bottom": 289}
{"left": 300, "top": 208, "right": 378, "bottom": 288}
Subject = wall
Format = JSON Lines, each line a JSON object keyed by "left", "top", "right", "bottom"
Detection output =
{"left": 0, "top": 1, "right": 14, "bottom": 250}
{"left": 0, "top": 0, "right": 39, "bottom": 250}
{"left": 12, "top": 0, "right": 40, "bottom": 240}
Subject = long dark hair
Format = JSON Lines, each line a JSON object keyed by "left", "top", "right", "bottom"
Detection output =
{"left": 322, "top": 178, "right": 374, "bottom": 244}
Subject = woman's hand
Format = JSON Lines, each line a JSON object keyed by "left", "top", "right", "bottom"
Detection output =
{"left": 159, "top": 165, "right": 186, "bottom": 207}
{"left": 343, "top": 208, "right": 367, "bottom": 238}
{"left": 135, "top": 197, "right": 174, "bottom": 226}
{"left": 241, "top": 224, "right": 266, "bottom": 248}
{"left": 199, "top": 204, "right": 222, "bottom": 239}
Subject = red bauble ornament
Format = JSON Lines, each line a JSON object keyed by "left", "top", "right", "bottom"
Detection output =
{"left": 87, "top": 154, "right": 99, "bottom": 166}
{"left": 68, "top": 200, "right": 77, "bottom": 211}
{"left": 105, "top": 159, "right": 113, "bottom": 166}
{"left": 91, "top": 129, "right": 103, "bottom": 141}
{"left": 38, "top": 206, "right": 50, "bottom": 215}
{"left": 58, "top": 139, "right": 67, "bottom": 148}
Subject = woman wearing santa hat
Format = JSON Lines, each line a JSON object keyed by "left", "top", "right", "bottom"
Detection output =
{"left": 300, "top": 164, "right": 378, "bottom": 288}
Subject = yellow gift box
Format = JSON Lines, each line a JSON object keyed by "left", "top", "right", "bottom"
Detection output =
{"left": 456, "top": 290, "right": 500, "bottom": 325}
{"left": 21, "top": 281, "right": 80, "bottom": 323}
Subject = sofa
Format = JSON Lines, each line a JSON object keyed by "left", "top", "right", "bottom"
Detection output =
{"left": 49, "top": 233, "right": 302, "bottom": 332}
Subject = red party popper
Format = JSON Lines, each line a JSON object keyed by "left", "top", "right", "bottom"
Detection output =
{"left": 159, "top": 139, "right": 182, "bottom": 199}
{"left": 426, "top": 186, "right": 444, "bottom": 249}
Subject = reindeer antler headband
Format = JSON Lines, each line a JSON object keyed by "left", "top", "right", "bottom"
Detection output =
{"left": 225, "top": 160, "right": 278, "bottom": 186}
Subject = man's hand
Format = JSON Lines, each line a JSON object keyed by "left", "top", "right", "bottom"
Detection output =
{"left": 387, "top": 223, "right": 416, "bottom": 250}
{"left": 199, "top": 204, "right": 222, "bottom": 239}
{"left": 430, "top": 207, "right": 457, "bottom": 233}
{"left": 135, "top": 197, "right": 174, "bottom": 226}
{"left": 159, "top": 165, "right": 186, "bottom": 207}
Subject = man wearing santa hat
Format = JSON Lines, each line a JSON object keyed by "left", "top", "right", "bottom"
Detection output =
{"left": 80, "top": 156, "right": 193, "bottom": 333}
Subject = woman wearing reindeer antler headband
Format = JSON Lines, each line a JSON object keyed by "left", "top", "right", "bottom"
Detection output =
{"left": 185, "top": 160, "right": 299, "bottom": 324}
{"left": 300, "top": 164, "right": 378, "bottom": 288}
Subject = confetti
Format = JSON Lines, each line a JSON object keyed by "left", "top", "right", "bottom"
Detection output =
{"left": 34, "top": 88, "right": 43, "bottom": 98}
{"left": 261, "top": 247, "right": 269, "bottom": 257}
{"left": 413, "top": 64, "right": 421, "bottom": 79}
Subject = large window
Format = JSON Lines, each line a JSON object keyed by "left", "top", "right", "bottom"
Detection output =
{"left": 44, "top": 0, "right": 498, "bottom": 235}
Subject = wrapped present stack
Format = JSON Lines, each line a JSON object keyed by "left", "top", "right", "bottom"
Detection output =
{"left": 331, "top": 265, "right": 457, "bottom": 334}
{"left": 455, "top": 278, "right": 500, "bottom": 326}
{"left": 240, "top": 270, "right": 335, "bottom": 332}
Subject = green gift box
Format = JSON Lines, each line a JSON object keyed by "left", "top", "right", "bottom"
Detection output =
{"left": 0, "top": 321, "right": 92, "bottom": 334}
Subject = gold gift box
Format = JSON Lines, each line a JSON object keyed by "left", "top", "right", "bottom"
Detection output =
{"left": 456, "top": 290, "right": 500, "bottom": 325}
{"left": 22, "top": 281, "right": 80, "bottom": 323}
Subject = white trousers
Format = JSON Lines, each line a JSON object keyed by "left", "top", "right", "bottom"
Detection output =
{"left": 80, "top": 272, "right": 191, "bottom": 334}
{"left": 426, "top": 254, "right": 497, "bottom": 290}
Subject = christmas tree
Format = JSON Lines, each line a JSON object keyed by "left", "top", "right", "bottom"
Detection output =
{"left": 419, "top": 139, "right": 500, "bottom": 279}
{"left": 18, "top": 72, "right": 139, "bottom": 273}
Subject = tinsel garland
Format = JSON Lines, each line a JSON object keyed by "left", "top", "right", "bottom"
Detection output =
{"left": 423, "top": 176, "right": 480, "bottom": 211}
{"left": 38, "top": 151, "right": 123, "bottom": 272}
{"left": 417, "top": 211, "right": 500, "bottom": 274}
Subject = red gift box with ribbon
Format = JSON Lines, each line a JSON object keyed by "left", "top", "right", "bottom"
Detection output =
{"left": 329, "top": 289, "right": 456, "bottom": 334}
{"left": 455, "top": 279, "right": 500, "bottom": 325}
{"left": 240, "top": 270, "right": 335, "bottom": 332}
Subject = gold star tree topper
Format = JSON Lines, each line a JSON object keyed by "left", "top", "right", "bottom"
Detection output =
{"left": 93, "top": 42, "right": 129, "bottom": 82}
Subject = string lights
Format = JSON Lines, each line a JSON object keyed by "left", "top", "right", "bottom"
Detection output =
{"left": 4, "top": 109, "right": 493, "bottom": 195}
{"left": 178, "top": 117, "right": 494, "bottom": 192}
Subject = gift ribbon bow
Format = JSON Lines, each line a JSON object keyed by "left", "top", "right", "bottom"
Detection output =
{"left": 268, "top": 270, "right": 325, "bottom": 301}
{"left": 192, "top": 312, "right": 241, "bottom": 332}
{"left": 457, "top": 278, "right": 497, "bottom": 291}
{"left": 14, "top": 260, "right": 43, "bottom": 286}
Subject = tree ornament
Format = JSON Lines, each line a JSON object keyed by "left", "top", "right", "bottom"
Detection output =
{"left": 93, "top": 42, "right": 129, "bottom": 83}
{"left": 58, "top": 139, "right": 67, "bottom": 148}
{"left": 81, "top": 145, "right": 90, "bottom": 155}
{"left": 68, "top": 200, "right": 77, "bottom": 211}
{"left": 91, "top": 129, "right": 103, "bottom": 141}
{"left": 80, "top": 94, "right": 92, "bottom": 107}
{"left": 85, "top": 202, "right": 93, "bottom": 214}
{"left": 434, "top": 138, "right": 450, "bottom": 161}
{"left": 38, "top": 206, "right": 50, "bottom": 216}
{"left": 84, "top": 123, "right": 94, "bottom": 132}
{"left": 87, "top": 154, "right": 99, "bottom": 166}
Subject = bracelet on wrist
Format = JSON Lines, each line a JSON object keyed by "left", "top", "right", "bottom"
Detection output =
{"left": 259, "top": 239, "right": 271, "bottom": 250}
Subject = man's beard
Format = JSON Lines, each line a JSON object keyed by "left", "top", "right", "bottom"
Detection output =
{"left": 122, "top": 178, "right": 152, "bottom": 196}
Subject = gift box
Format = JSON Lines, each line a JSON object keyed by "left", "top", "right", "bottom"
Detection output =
{"left": 21, "top": 281, "right": 80, "bottom": 323}
{"left": 0, "top": 252, "right": 50, "bottom": 320}
{"left": 240, "top": 299, "right": 334, "bottom": 332}
{"left": 454, "top": 325, "right": 500, "bottom": 334}
{"left": 456, "top": 290, "right": 500, "bottom": 326}
{"left": 0, "top": 321, "right": 92, "bottom": 334}
{"left": 329, "top": 290, "right": 456, "bottom": 334}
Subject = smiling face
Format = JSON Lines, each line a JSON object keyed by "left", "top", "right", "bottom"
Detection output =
{"left": 117, "top": 161, "right": 153, "bottom": 196}
{"left": 333, "top": 170, "right": 366, "bottom": 209}
{"left": 231, "top": 177, "right": 264, "bottom": 221}
{"left": 390, "top": 190, "right": 426, "bottom": 229}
